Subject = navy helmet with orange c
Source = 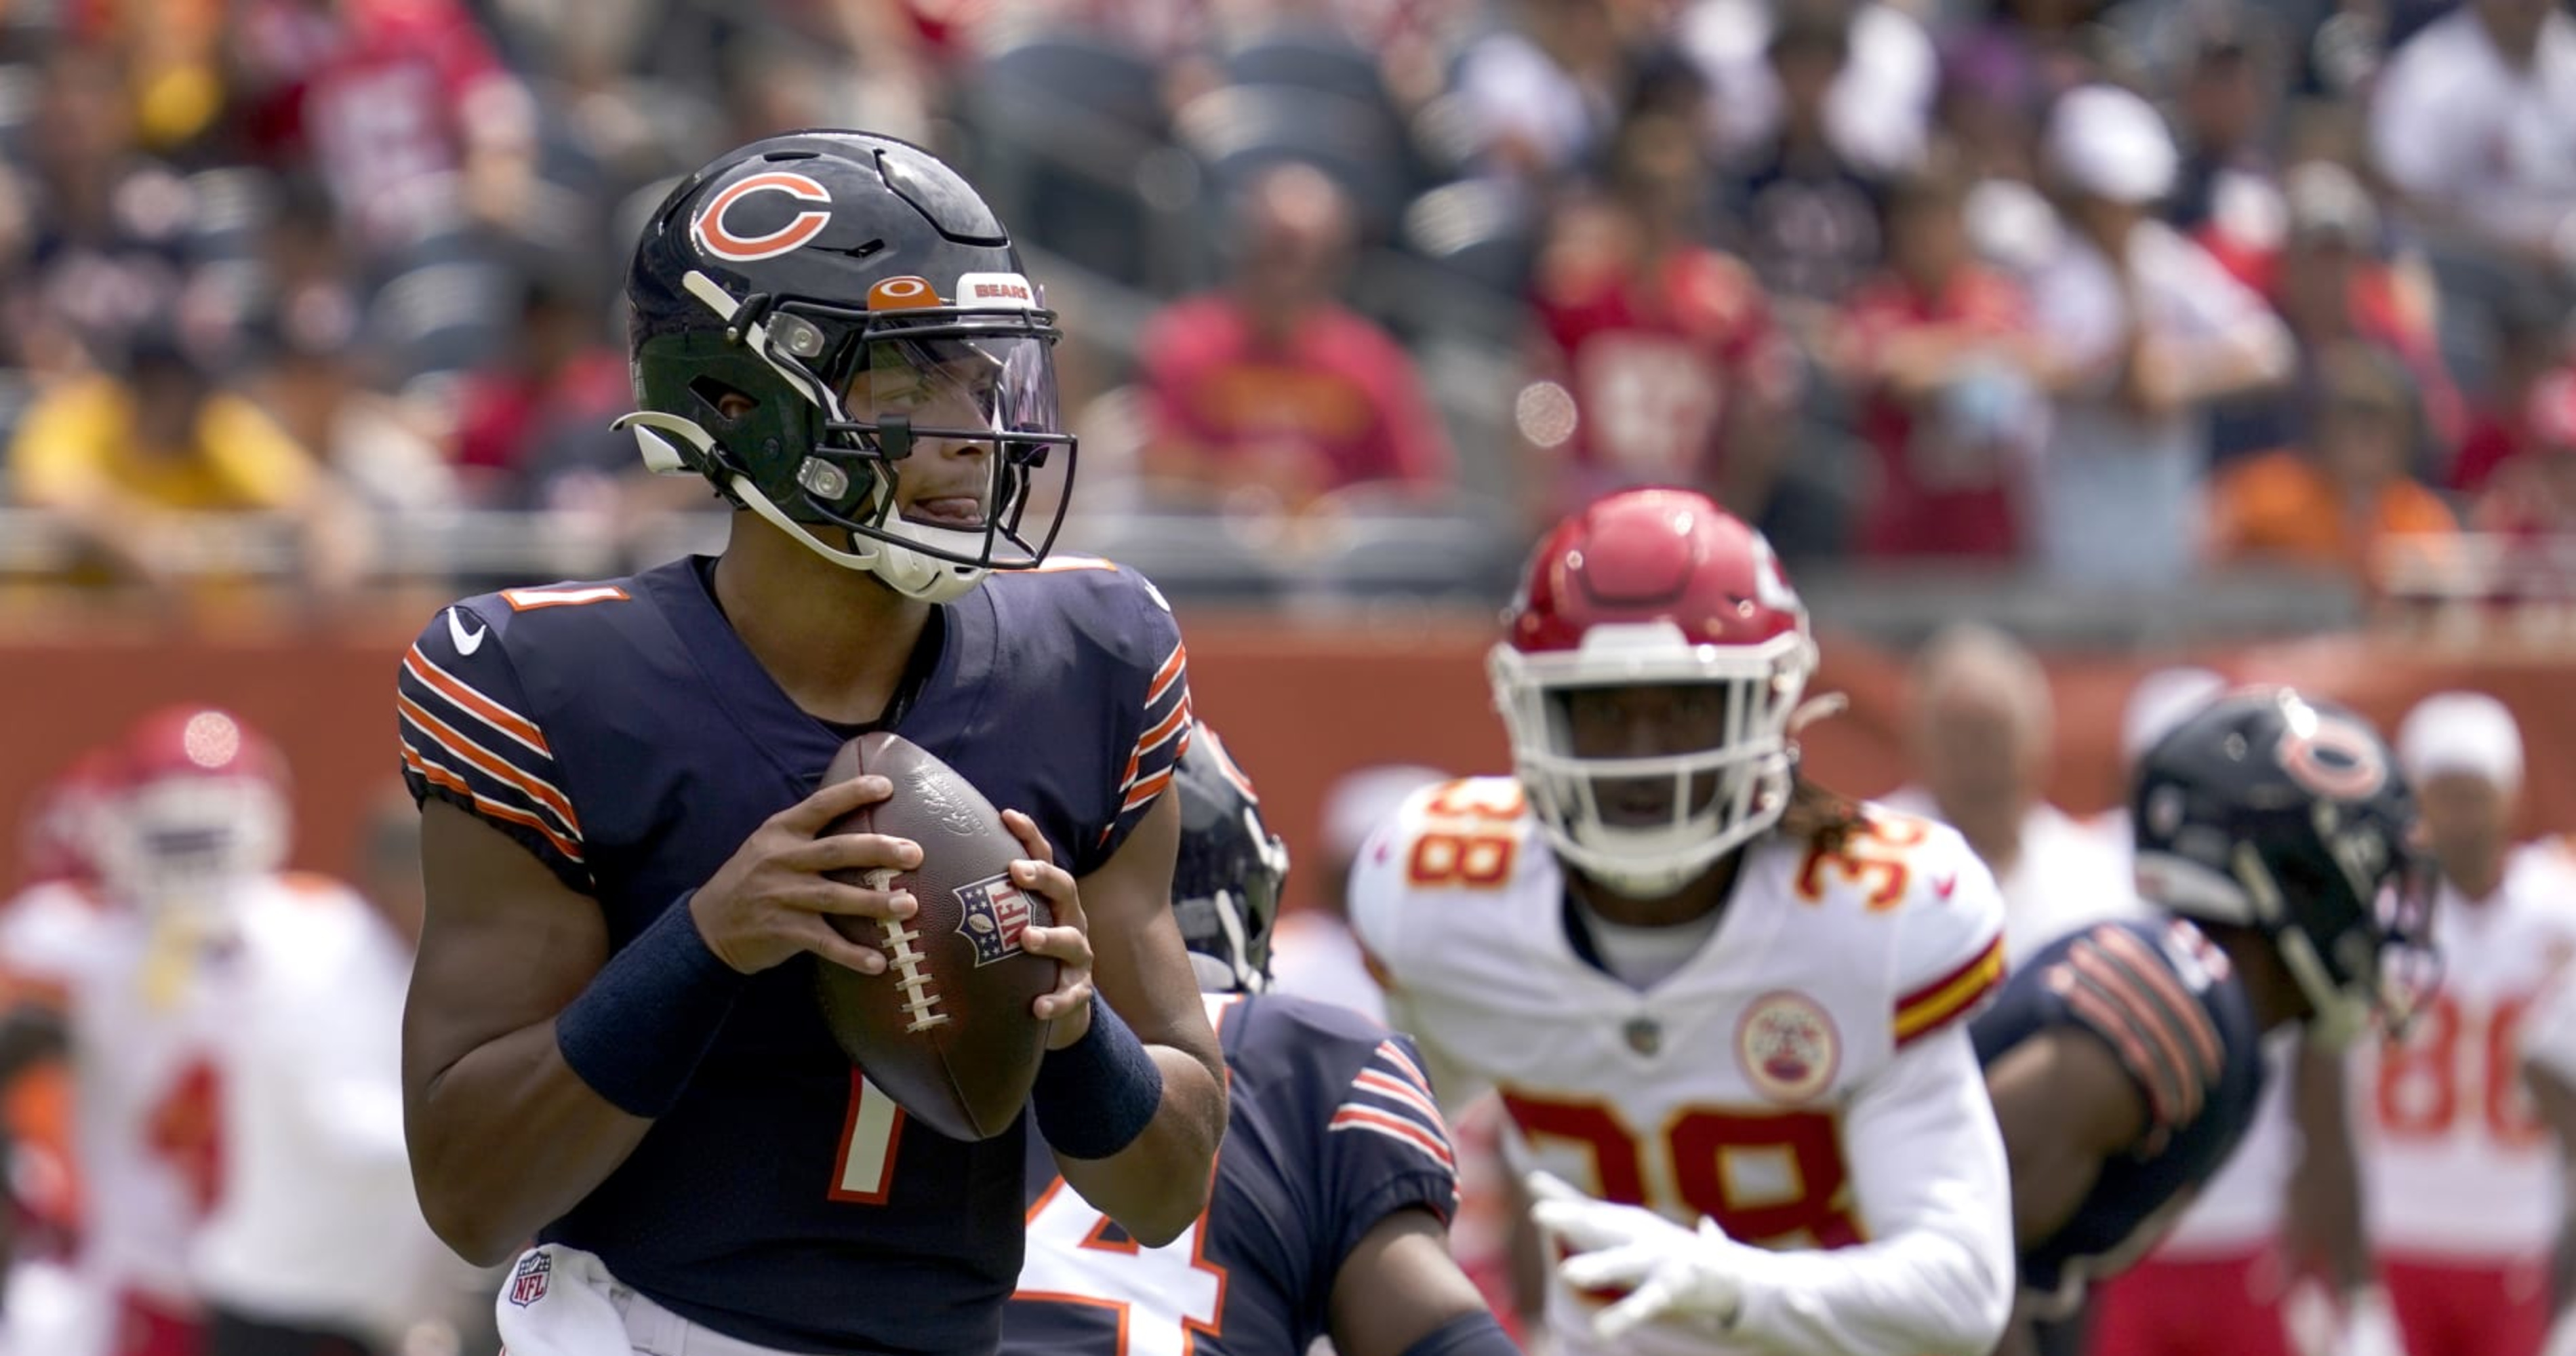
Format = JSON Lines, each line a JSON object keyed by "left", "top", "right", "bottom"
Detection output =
{"left": 620, "top": 129, "right": 1074, "bottom": 603}
{"left": 2130, "top": 687, "right": 2436, "bottom": 1046}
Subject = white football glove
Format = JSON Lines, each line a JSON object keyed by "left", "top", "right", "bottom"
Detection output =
{"left": 2335, "top": 1287, "right": 2407, "bottom": 1356}
{"left": 2287, "top": 1279, "right": 2409, "bottom": 1356}
{"left": 2543, "top": 1307, "right": 2576, "bottom": 1356}
{"left": 1526, "top": 1171, "right": 1750, "bottom": 1342}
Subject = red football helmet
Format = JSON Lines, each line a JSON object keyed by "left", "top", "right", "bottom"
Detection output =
{"left": 1489, "top": 487, "right": 1817, "bottom": 894}
{"left": 94, "top": 706, "right": 290, "bottom": 906}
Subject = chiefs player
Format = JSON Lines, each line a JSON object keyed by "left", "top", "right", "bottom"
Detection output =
{"left": 2360, "top": 692, "right": 2576, "bottom": 1356}
{"left": 1352, "top": 487, "right": 2015, "bottom": 1355}
{"left": 39, "top": 707, "right": 444, "bottom": 1356}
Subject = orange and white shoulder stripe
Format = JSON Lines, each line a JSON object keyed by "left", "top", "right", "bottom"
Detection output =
{"left": 1331, "top": 1038, "right": 1457, "bottom": 1176}
{"left": 1893, "top": 929, "right": 2009, "bottom": 1048}
{"left": 2045, "top": 925, "right": 2223, "bottom": 1134}
{"left": 396, "top": 687, "right": 581, "bottom": 840}
{"left": 397, "top": 613, "right": 583, "bottom": 860}
{"left": 1115, "top": 638, "right": 1194, "bottom": 816}
{"left": 400, "top": 747, "right": 584, "bottom": 866}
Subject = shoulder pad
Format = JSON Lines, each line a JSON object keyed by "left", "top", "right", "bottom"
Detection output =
{"left": 1348, "top": 776, "right": 1542, "bottom": 920}
{"left": 1842, "top": 814, "right": 2006, "bottom": 1048}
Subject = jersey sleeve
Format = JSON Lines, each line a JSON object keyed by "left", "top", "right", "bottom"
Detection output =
{"left": 2035, "top": 924, "right": 2229, "bottom": 1144}
{"left": 1888, "top": 824, "right": 2009, "bottom": 1050}
{"left": 2523, "top": 963, "right": 2576, "bottom": 1087}
{"left": 1343, "top": 782, "right": 1522, "bottom": 1113}
{"left": 1268, "top": 999, "right": 1462, "bottom": 1277}
{"left": 1093, "top": 572, "right": 1192, "bottom": 865}
{"left": 396, "top": 603, "right": 590, "bottom": 892}
{"left": 1723, "top": 1027, "right": 2017, "bottom": 1355}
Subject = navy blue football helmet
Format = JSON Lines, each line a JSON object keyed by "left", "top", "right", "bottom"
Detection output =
{"left": 2131, "top": 687, "right": 2436, "bottom": 1045}
{"left": 1171, "top": 725, "right": 1289, "bottom": 994}
{"left": 619, "top": 130, "right": 1075, "bottom": 603}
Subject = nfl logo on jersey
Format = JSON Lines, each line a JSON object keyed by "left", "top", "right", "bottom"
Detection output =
{"left": 955, "top": 875, "right": 1033, "bottom": 967}
{"left": 508, "top": 1251, "right": 552, "bottom": 1308}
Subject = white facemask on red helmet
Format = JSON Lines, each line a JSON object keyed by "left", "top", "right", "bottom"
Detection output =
{"left": 1488, "top": 488, "right": 1818, "bottom": 897}
{"left": 95, "top": 706, "right": 290, "bottom": 909}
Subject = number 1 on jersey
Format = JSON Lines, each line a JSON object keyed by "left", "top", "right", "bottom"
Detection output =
{"left": 830, "top": 1072, "right": 906, "bottom": 1204}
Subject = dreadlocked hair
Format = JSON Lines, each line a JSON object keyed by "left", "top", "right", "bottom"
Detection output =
{"left": 1776, "top": 772, "right": 1868, "bottom": 851}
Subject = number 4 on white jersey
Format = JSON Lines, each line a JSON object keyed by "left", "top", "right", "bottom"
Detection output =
{"left": 1015, "top": 1178, "right": 1226, "bottom": 1356}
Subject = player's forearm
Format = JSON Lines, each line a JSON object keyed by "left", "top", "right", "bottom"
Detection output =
{"left": 1050, "top": 1044, "right": 1224, "bottom": 1246}
{"left": 2287, "top": 1043, "right": 2372, "bottom": 1290}
{"left": 407, "top": 1020, "right": 651, "bottom": 1265}
{"left": 1724, "top": 1227, "right": 2013, "bottom": 1356}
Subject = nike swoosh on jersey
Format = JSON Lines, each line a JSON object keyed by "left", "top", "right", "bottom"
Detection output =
{"left": 448, "top": 608, "right": 488, "bottom": 656}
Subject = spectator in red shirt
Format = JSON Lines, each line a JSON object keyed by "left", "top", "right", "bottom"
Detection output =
{"left": 2251, "top": 161, "right": 2464, "bottom": 463}
{"left": 1137, "top": 163, "right": 1453, "bottom": 515}
{"left": 451, "top": 271, "right": 628, "bottom": 506}
{"left": 2475, "top": 369, "right": 2576, "bottom": 537}
{"left": 1830, "top": 154, "right": 2043, "bottom": 558}
{"left": 230, "top": 0, "right": 532, "bottom": 258}
{"left": 2454, "top": 300, "right": 2573, "bottom": 494}
{"left": 1523, "top": 108, "right": 1798, "bottom": 527}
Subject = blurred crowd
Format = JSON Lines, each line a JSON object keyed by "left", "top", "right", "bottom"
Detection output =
{"left": 0, "top": 0, "right": 2571, "bottom": 612}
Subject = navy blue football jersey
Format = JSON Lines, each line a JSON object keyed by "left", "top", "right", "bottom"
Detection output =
{"left": 1969, "top": 917, "right": 2268, "bottom": 1307}
{"left": 395, "top": 554, "right": 1192, "bottom": 1356}
{"left": 1003, "top": 991, "right": 1461, "bottom": 1356}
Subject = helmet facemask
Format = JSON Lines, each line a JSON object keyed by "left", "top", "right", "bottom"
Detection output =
{"left": 2215, "top": 812, "right": 2440, "bottom": 1050}
{"left": 1177, "top": 812, "right": 1289, "bottom": 995}
{"left": 1489, "top": 622, "right": 1815, "bottom": 898}
{"left": 97, "top": 772, "right": 288, "bottom": 915}
{"left": 620, "top": 270, "right": 1078, "bottom": 603}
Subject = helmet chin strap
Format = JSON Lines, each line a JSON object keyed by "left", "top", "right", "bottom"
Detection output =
{"left": 730, "top": 472, "right": 988, "bottom": 603}
{"left": 613, "top": 408, "right": 993, "bottom": 604}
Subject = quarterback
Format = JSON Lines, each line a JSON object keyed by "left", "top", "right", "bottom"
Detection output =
{"left": 1353, "top": 487, "right": 2015, "bottom": 1355}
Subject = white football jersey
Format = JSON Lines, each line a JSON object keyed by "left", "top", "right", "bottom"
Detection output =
{"left": 0, "top": 881, "right": 119, "bottom": 1356}
{"left": 2352, "top": 843, "right": 2576, "bottom": 1260}
{"left": 189, "top": 875, "right": 452, "bottom": 1342}
{"left": 1879, "top": 791, "right": 2144, "bottom": 966}
{"left": 53, "top": 898, "right": 231, "bottom": 1309}
{"left": 1352, "top": 778, "right": 2014, "bottom": 1356}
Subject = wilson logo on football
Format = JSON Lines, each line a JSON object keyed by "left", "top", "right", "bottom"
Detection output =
{"left": 691, "top": 171, "right": 834, "bottom": 263}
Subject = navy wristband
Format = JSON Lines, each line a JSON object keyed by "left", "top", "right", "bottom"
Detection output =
{"left": 1031, "top": 994, "right": 1164, "bottom": 1159}
{"left": 1399, "top": 1310, "right": 1519, "bottom": 1356}
{"left": 555, "top": 892, "right": 746, "bottom": 1118}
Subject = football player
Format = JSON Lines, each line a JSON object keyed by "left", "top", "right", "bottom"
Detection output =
{"left": 1354, "top": 487, "right": 2018, "bottom": 1356}
{"left": 0, "top": 751, "right": 119, "bottom": 1356}
{"left": 1533, "top": 686, "right": 2434, "bottom": 1356}
{"left": 1969, "top": 689, "right": 2432, "bottom": 1355}
{"left": 403, "top": 131, "right": 1226, "bottom": 1356}
{"left": 1005, "top": 725, "right": 1518, "bottom": 1356}
{"left": 2361, "top": 692, "right": 2575, "bottom": 1356}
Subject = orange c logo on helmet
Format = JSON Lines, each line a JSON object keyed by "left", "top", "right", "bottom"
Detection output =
{"left": 2279, "top": 714, "right": 2389, "bottom": 801}
{"left": 692, "top": 172, "right": 834, "bottom": 263}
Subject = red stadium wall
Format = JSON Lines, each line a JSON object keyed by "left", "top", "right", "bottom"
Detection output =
{"left": 3, "top": 614, "right": 2571, "bottom": 913}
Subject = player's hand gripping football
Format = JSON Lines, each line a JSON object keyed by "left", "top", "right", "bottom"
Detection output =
{"left": 1529, "top": 1171, "right": 1753, "bottom": 1342}
{"left": 689, "top": 775, "right": 921, "bottom": 975}
{"left": 999, "top": 809, "right": 1095, "bottom": 1048}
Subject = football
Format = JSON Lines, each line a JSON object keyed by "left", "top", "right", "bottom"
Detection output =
{"left": 812, "top": 732, "right": 1059, "bottom": 1142}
